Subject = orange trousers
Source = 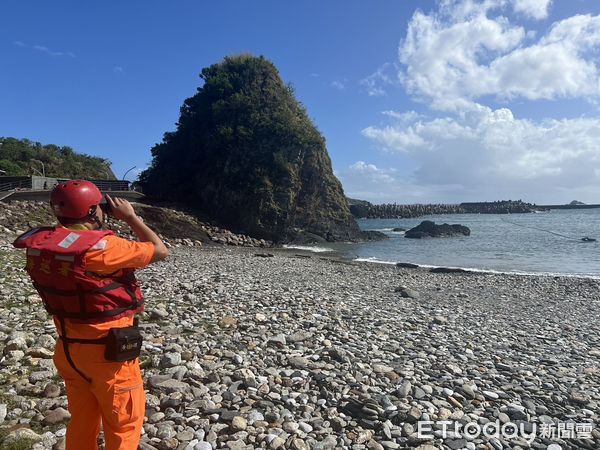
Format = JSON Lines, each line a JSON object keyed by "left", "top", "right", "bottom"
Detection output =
{"left": 53, "top": 341, "right": 145, "bottom": 450}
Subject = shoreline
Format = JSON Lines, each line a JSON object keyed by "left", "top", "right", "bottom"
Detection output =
{"left": 275, "top": 244, "right": 600, "bottom": 280}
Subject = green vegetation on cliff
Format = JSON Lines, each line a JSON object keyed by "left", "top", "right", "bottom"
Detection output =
{"left": 0, "top": 137, "right": 115, "bottom": 179}
{"left": 140, "top": 55, "right": 361, "bottom": 243}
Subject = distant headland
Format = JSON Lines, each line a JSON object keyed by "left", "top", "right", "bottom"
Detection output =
{"left": 347, "top": 198, "right": 600, "bottom": 219}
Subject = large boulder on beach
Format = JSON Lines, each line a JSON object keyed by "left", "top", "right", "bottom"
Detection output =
{"left": 405, "top": 220, "right": 470, "bottom": 239}
{"left": 139, "top": 55, "right": 367, "bottom": 244}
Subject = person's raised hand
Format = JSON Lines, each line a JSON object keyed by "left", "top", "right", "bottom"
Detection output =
{"left": 105, "top": 195, "right": 137, "bottom": 222}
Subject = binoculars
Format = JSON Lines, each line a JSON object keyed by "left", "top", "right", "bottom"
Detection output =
{"left": 99, "top": 195, "right": 111, "bottom": 215}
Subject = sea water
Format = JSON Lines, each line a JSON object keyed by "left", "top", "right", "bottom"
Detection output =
{"left": 297, "top": 209, "right": 600, "bottom": 278}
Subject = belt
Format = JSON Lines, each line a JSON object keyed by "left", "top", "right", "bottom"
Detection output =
{"left": 58, "top": 336, "right": 108, "bottom": 345}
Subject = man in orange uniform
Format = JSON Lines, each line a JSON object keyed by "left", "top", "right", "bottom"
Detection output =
{"left": 13, "top": 180, "right": 168, "bottom": 450}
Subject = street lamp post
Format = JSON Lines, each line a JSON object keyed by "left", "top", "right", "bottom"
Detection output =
{"left": 31, "top": 159, "right": 45, "bottom": 177}
{"left": 122, "top": 166, "right": 136, "bottom": 180}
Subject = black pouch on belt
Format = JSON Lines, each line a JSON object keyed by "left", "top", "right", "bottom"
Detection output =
{"left": 104, "top": 326, "right": 143, "bottom": 362}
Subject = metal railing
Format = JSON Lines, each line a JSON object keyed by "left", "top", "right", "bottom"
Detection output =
{"left": 90, "top": 180, "right": 130, "bottom": 191}
{"left": 0, "top": 179, "right": 33, "bottom": 192}
{"left": 0, "top": 178, "right": 131, "bottom": 192}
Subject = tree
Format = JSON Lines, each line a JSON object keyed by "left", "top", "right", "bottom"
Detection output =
{"left": 140, "top": 54, "right": 360, "bottom": 242}
{"left": 0, "top": 137, "right": 114, "bottom": 179}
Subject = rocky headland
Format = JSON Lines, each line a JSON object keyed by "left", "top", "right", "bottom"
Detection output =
{"left": 139, "top": 55, "right": 372, "bottom": 244}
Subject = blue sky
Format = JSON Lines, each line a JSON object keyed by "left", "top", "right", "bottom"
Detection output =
{"left": 2, "top": 0, "right": 600, "bottom": 204}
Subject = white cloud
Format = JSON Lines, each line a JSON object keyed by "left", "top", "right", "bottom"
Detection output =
{"left": 338, "top": 160, "right": 466, "bottom": 203}
{"left": 438, "top": 0, "right": 549, "bottom": 22}
{"left": 354, "top": 0, "right": 600, "bottom": 203}
{"left": 338, "top": 161, "right": 399, "bottom": 201}
{"left": 348, "top": 161, "right": 396, "bottom": 183}
{"left": 512, "top": 0, "right": 552, "bottom": 20}
{"left": 33, "top": 45, "right": 76, "bottom": 57}
{"left": 439, "top": 0, "right": 504, "bottom": 21}
{"left": 113, "top": 66, "right": 124, "bottom": 73}
{"left": 399, "top": 5, "right": 600, "bottom": 111}
{"left": 331, "top": 79, "right": 346, "bottom": 90}
{"left": 361, "top": 105, "right": 600, "bottom": 203}
{"left": 14, "top": 41, "right": 76, "bottom": 58}
{"left": 381, "top": 110, "right": 424, "bottom": 123}
{"left": 360, "top": 63, "right": 397, "bottom": 96}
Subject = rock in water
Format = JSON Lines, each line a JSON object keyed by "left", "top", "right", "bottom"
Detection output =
{"left": 140, "top": 55, "right": 364, "bottom": 244}
{"left": 429, "top": 267, "right": 469, "bottom": 274}
{"left": 405, "top": 220, "right": 470, "bottom": 239}
{"left": 396, "top": 262, "right": 419, "bottom": 269}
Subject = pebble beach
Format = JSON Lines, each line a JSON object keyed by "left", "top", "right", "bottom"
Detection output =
{"left": 1, "top": 243, "right": 599, "bottom": 450}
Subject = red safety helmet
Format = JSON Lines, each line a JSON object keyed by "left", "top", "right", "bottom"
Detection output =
{"left": 50, "top": 180, "right": 102, "bottom": 219}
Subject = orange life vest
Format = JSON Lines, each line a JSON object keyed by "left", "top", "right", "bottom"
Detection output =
{"left": 13, "top": 227, "right": 144, "bottom": 323}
